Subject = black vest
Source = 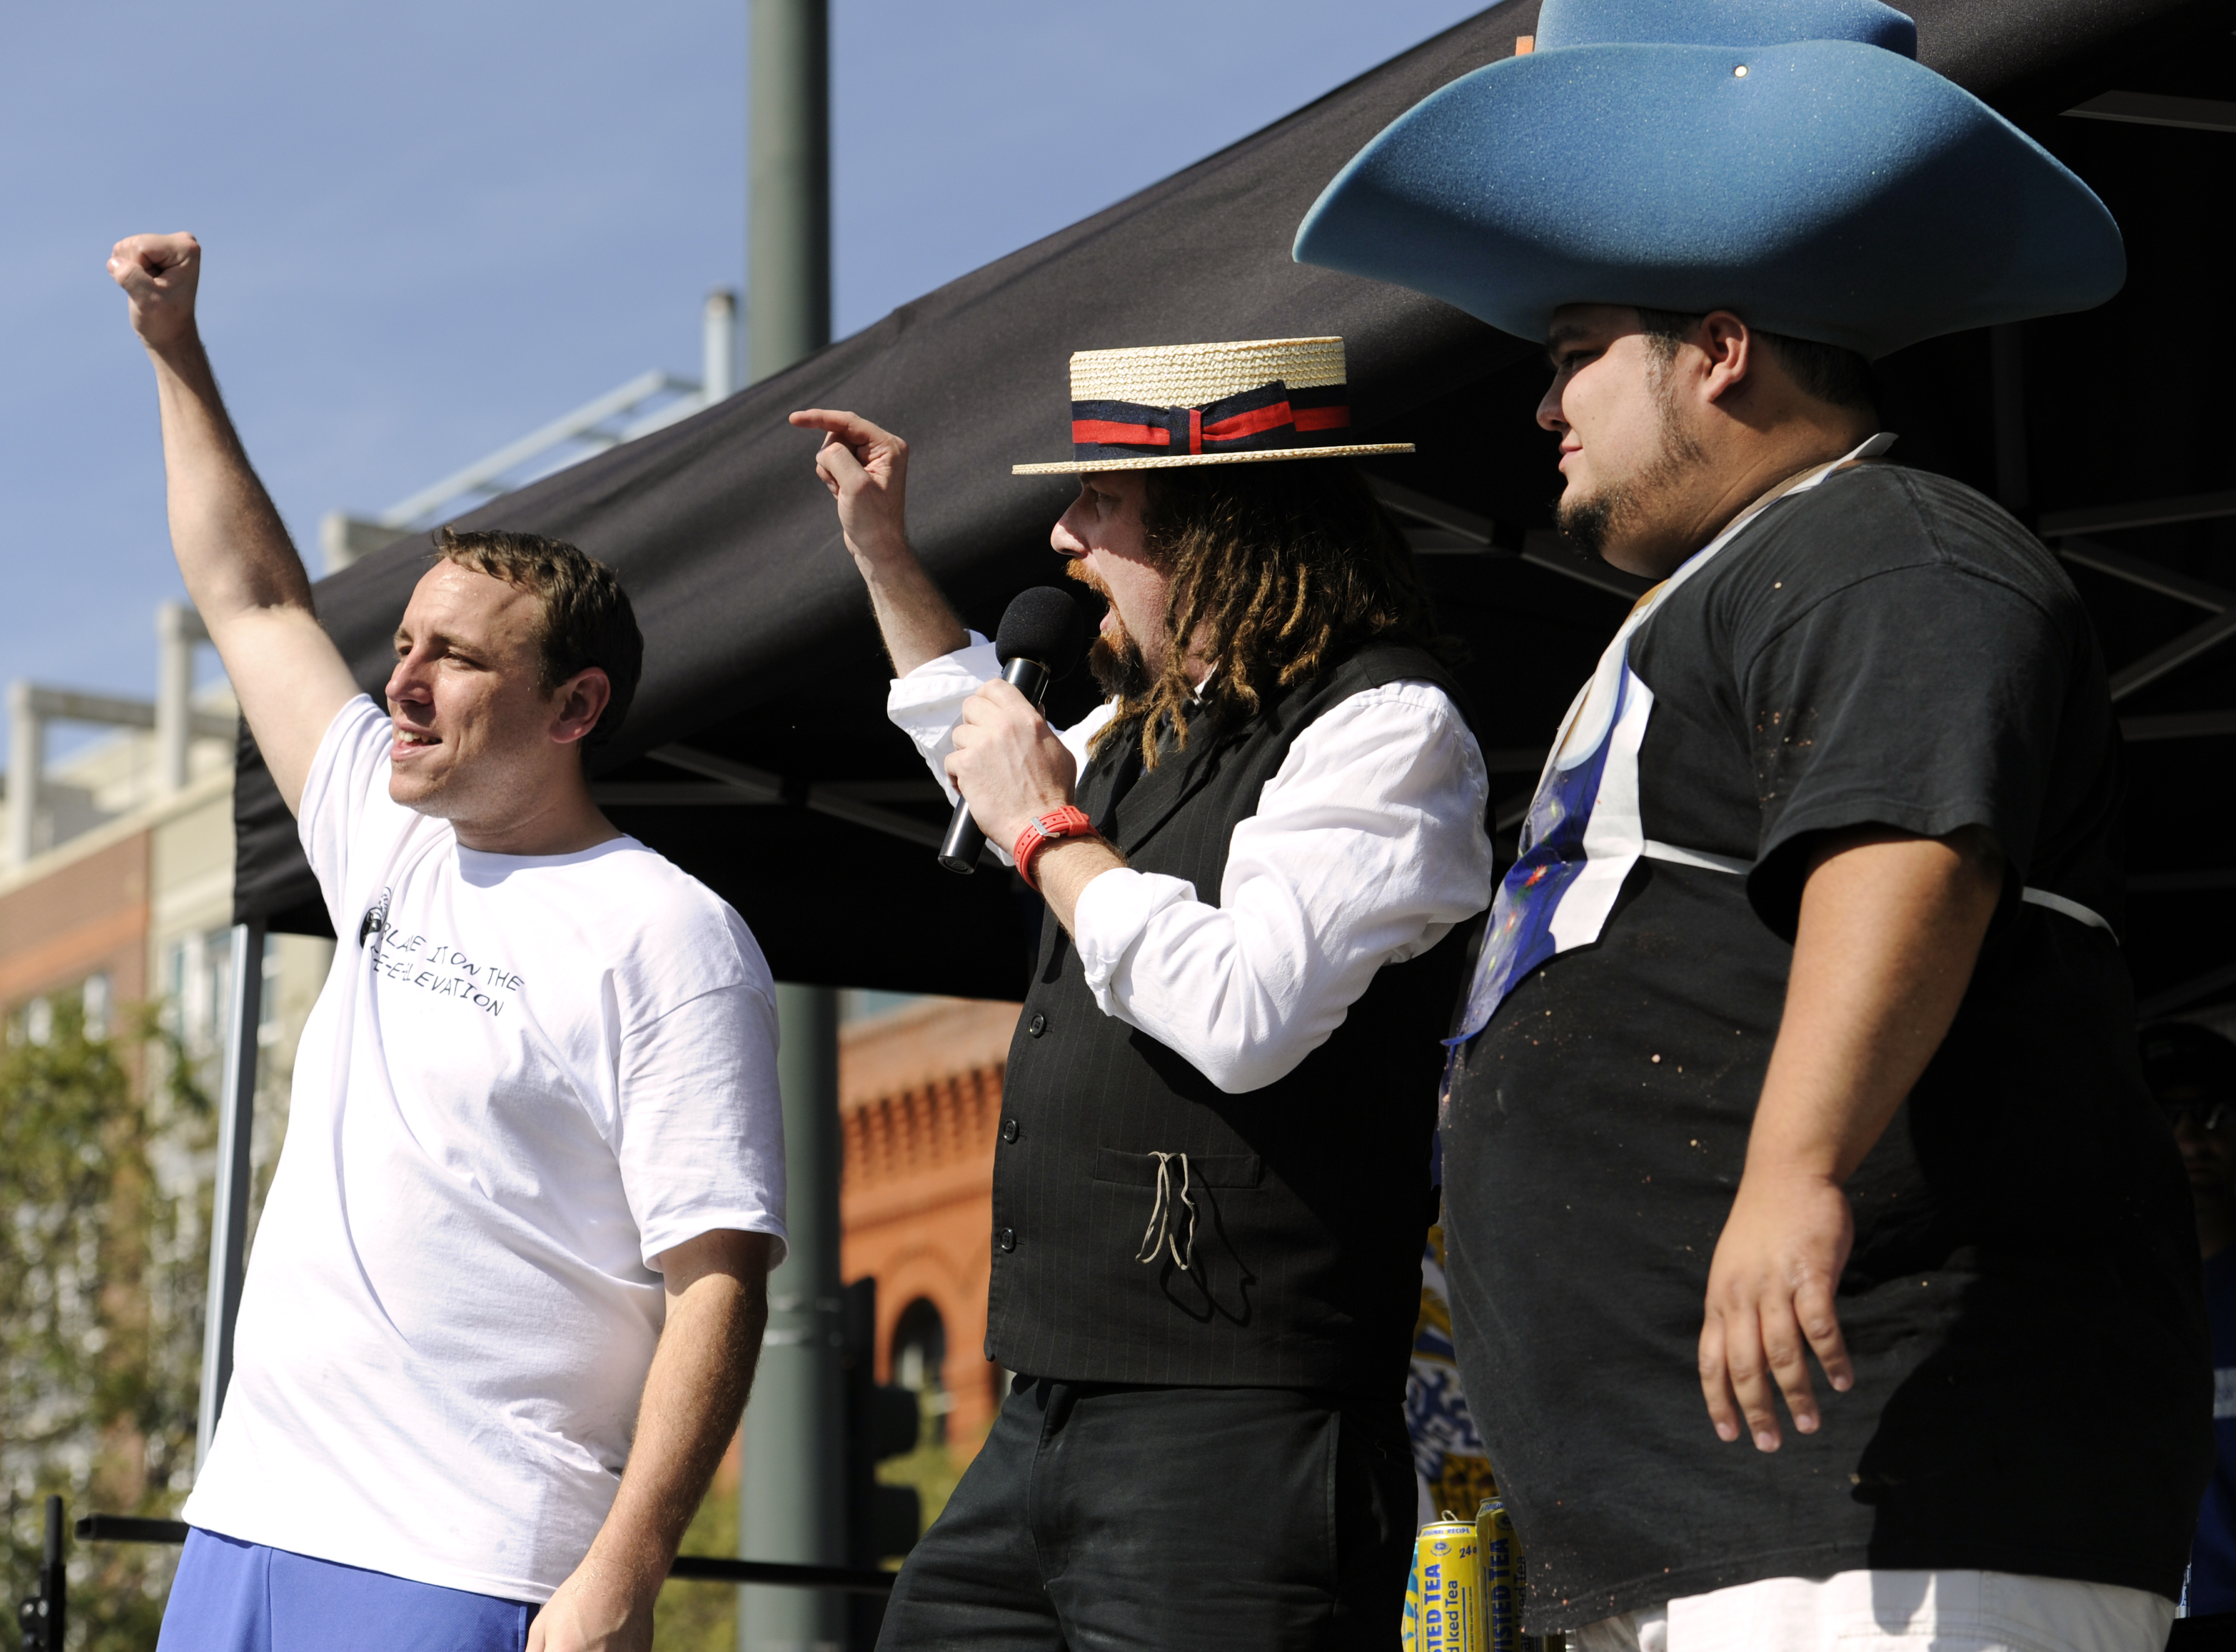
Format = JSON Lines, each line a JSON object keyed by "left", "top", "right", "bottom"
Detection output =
{"left": 987, "top": 643, "right": 1475, "bottom": 1398}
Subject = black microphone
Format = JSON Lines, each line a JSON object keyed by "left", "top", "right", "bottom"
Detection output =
{"left": 938, "top": 586, "right": 1090, "bottom": 875}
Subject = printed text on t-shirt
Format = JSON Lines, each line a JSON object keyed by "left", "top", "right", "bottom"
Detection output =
{"left": 364, "top": 893, "right": 525, "bottom": 1017}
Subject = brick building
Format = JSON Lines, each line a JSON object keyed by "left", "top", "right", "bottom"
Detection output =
{"left": 839, "top": 996, "right": 1015, "bottom": 1459}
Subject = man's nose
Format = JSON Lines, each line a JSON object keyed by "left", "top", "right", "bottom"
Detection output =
{"left": 1049, "top": 515, "right": 1088, "bottom": 557}
{"left": 386, "top": 652, "right": 432, "bottom": 707}
{"left": 1535, "top": 381, "right": 1568, "bottom": 435}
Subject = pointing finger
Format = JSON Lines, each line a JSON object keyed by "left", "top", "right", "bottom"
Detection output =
{"left": 789, "top": 407, "right": 893, "bottom": 449}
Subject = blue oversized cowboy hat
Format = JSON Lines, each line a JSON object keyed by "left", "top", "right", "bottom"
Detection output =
{"left": 1291, "top": 0, "right": 2124, "bottom": 359}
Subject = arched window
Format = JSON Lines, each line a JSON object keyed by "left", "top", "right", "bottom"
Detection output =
{"left": 891, "top": 1297, "right": 946, "bottom": 1399}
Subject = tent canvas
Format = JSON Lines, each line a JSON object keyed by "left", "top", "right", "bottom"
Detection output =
{"left": 234, "top": 0, "right": 2236, "bottom": 1012}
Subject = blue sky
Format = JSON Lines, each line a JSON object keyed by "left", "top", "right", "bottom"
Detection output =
{"left": 0, "top": 1, "right": 1487, "bottom": 759}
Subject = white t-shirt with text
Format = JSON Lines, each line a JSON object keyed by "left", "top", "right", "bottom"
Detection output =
{"left": 183, "top": 696, "right": 787, "bottom": 1601}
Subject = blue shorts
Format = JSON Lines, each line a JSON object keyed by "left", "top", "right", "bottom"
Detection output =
{"left": 156, "top": 1529, "right": 538, "bottom": 1652}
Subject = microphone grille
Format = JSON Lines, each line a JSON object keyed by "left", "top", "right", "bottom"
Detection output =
{"left": 994, "top": 586, "right": 1089, "bottom": 677}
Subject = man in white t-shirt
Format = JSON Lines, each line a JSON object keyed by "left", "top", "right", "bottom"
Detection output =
{"left": 110, "top": 233, "right": 787, "bottom": 1652}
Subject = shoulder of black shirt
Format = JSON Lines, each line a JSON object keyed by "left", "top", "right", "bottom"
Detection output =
{"left": 1688, "top": 462, "right": 2079, "bottom": 631}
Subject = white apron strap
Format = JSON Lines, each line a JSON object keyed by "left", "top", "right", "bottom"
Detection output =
{"left": 1639, "top": 842, "right": 2119, "bottom": 945}
{"left": 1640, "top": 841, "right": 1752, "bottom": 875}
{"left": 2020, "top": 885, "right": 2117, "bottom": 940}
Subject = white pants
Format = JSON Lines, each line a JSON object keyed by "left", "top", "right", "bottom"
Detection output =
{"left": 1573, "top": 1569, "right": 2174, "bottom": 1652}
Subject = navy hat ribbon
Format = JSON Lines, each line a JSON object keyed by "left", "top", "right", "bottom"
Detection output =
{"left": 1068, "top": 379, "right": 1351, "bottom": 464}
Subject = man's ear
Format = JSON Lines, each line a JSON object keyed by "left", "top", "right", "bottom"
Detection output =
{"left": 1699, "top": 311, "right": 1754, "bottom": 405}
{"left": 551, "top": 667, "right": 613, "bottom": 747}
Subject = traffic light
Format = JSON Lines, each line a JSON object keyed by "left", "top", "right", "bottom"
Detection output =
{"left": 841, "top": 1278, "right": 920, "bottom": 1650}
{"left": 16, "top": 1497, "right": 62, "bottom": 1652}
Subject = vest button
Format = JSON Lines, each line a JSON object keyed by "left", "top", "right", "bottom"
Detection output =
{"left": 997, "top": 1227, "right": 1017, "bottom": 1252}
{"left": 1028, "top": 1013, "right": 1047, "bottom": 1037}
{"left": 1001, "top": 1117, "right": 1019, "bottom": 1144}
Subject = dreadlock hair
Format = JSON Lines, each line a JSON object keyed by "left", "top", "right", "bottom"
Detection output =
{"left": 1107, "top": 458, "right": 1443, "bottom": 769}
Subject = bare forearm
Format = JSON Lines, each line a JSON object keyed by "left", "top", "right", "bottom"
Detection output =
{"left": 147, "top": 331, "right": 314, "bottom": 624}
{"left": 141, "top": 329, "right": 357, "bottom": 809}
{"left": 1698, "top": 825, "right": 2003, "bottom": 1450}
{"left": 585, "top": 1276, "right": 765, "bottom": 1585}
{"left": 1033, "top": 835, "right": 1128, "bottom": 936}
{"left": 1751, "top": 826, "right": 2004, "bottom": 1181}
{"left": 530, "top": 1231, "right": 770, "bottom": 1651}
{"left": 864, "top": 553, "right": 970, "bottom": 678}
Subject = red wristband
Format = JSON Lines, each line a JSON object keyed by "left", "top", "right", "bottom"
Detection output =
{"left": 1014, "top": 805, "right": 1096, "bottom": 892}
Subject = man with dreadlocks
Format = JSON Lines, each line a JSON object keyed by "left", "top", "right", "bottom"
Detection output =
{"left": 791, "top": 336, "right": 1494, "bottom": 1651}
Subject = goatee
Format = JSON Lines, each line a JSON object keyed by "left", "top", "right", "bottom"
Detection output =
{"left": 1088, "top": 632, "right": 1154, "bottom": 699}
{"left": 1067, "top": 561, "right": 1155, "bottom": 699}
{"left": 1556, "top": 357, "right": 1706, "bottom": 561}
{"left": 1557, "top": 487, "right": 1622, "bottom": 559}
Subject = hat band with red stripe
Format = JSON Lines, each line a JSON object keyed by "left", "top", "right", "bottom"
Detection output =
{"left": 1067, "top": 379, "right": 1351, "bottom": 465}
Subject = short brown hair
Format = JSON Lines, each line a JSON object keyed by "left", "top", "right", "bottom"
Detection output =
{"left": 1635, "top": 307, "right": 1879, "bottom": 419}
{"left": 434, "top": 527, "right": 643, "bottom": 747}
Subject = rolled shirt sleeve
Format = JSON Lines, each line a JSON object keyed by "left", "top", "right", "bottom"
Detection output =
{"left": 885, "top": 634, "right": 1113, "bottom": 865}
{"left": 886, "top": 633, "right": 999, "bottom": 802}
{"left": 887, "top": 652, "right": 1494, "bottom": 1092}
{"left": 1071, "top": 682, "right": 1493, "bottom": 1092}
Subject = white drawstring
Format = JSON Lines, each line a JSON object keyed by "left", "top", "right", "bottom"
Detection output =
{"left": 1134, "top": 1151, "right": 1197, "bottom": 1271}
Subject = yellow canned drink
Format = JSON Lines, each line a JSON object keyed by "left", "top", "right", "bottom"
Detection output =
{"left": 1400, "top": 1518, "right": 1481, "bottom": 1652}
{"left": 1474, "top": 1499, "right": 1544, "bottom": 1652}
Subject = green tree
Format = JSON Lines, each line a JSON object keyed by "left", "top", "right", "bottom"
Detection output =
{"left": 2, "top": 996, "right": 210, "bottom": 1650}
{"left": 656, "top": 1469, "right": 739, "bottom": 1651}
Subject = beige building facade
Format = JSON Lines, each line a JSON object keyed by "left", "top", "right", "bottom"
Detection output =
{"left": 0, "top": 657, "right": 329, "bottom": 1240}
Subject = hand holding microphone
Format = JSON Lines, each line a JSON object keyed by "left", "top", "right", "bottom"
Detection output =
{"left": 939, "top": 587, "right": 1089, "bottom": 875}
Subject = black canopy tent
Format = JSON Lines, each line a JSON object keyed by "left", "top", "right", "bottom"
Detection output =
{"left": 233, "top": 0, "right": 2236, "bottom": 1013}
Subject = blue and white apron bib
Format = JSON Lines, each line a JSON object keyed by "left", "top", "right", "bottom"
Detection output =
{"left": 1446, "top": 434, "right": 2108, "bottom": 1073}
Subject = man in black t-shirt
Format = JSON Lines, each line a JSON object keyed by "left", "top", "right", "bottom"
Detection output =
{"left": 1295, "top": 2, "right": 2212, "bottom": 1647}
{"left": 1426, "top": 402, "right": 2207, "bottom": 1643}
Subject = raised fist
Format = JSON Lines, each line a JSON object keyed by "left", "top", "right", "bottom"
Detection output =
{"left": 108, "top": 233, "right": 202, "bottom": 350}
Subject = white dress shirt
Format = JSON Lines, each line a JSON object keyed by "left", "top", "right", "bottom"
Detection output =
{"left": 888, "top": 636, "right": 1495, "bottom": 1095}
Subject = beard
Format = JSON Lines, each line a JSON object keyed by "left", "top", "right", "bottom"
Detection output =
{"left": 1556, "top": 361, "right": 1706, "bottom": 560}
{"left": 1066, "top": 560, "right": 1156, "bottom": 700}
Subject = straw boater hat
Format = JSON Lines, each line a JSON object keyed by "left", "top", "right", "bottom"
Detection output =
{"left": 1291, "top": 0, "right": 2125, "bottom": 359}
{"left": 1011, "top": 336, "right": 1414, "bottom": 475}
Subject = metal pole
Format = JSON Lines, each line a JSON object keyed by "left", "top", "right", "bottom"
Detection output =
{"left": 741, "top": 5, "right": 841, "bottom": 1647}
{"left": 8, "top": 680, "right": 42, "bottom": 868}
{"left": 155, "top": 604, "right": 209, "bottom": 795}
{"left": 197, "top": 920, "right": 265, "bottom": 1470}
{"left": 747, "top": 0, "right": 830, "bottom": 382}
{"left": 704, "top": 291, "right": 740, "bottom": 405}
{"left": 741, "top": 983, "right": 847, "bottom": 1652}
